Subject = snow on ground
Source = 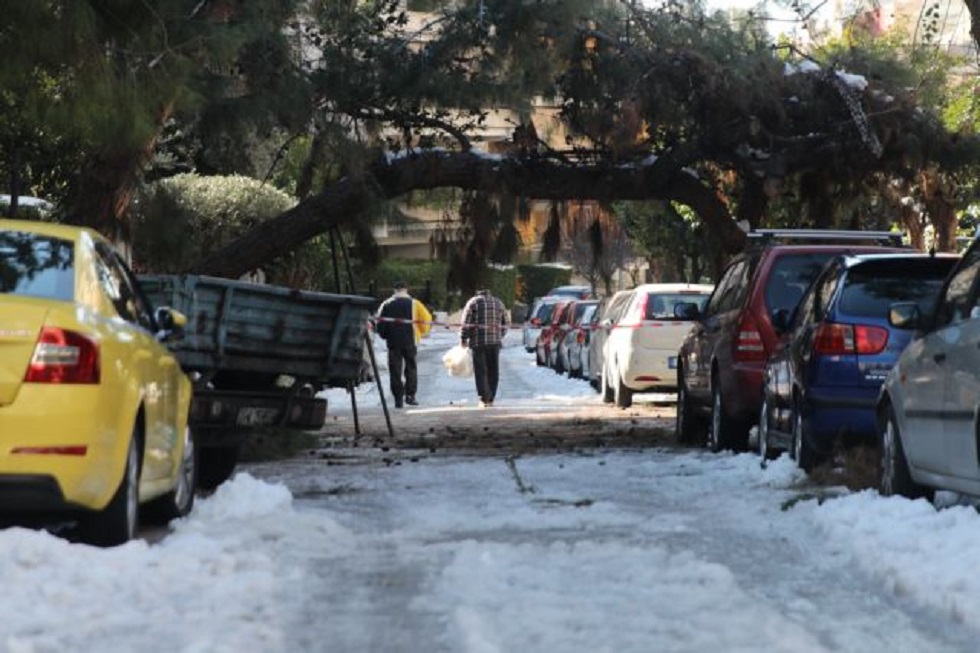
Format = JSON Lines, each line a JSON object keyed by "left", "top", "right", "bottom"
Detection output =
{"left": 3, "top": 330, "right": 980, "bottom": 651}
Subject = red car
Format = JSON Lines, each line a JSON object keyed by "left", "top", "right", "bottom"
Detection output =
{"left": 676, "top": 229, "right": 907, "bottom": 452}
{"left": 535, "top": 300, "right": 572, "bottom": 367}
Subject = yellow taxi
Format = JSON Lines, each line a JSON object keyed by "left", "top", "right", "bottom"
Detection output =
{"left": 0, "top": 218, "right": 196, "bottom": 546}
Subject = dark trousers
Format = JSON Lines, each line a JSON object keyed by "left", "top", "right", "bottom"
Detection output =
{"left": 387, "top": 345, "right": 418, "bottom": 401}
{"left": 471, "top": 344, "right": 500, "bottom": 403}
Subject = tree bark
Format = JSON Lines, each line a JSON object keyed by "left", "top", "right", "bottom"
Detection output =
{"left": 193, "top": 150, "right": 747, "bottom": 279}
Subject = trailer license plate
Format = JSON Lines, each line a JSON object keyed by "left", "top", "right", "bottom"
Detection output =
{"left": 237, "top": 407, "right": 280, "bottom": 426}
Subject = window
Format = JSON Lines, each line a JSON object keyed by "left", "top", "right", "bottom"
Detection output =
{"left": 838, "top": 259, "right": 954, "bottom": 320}
{"left": 765, "top": 252, "right": 837, "bottom": 314}
{"left": 0, "top": 230, "right": 75, "bottom": 301}
{"left": 934, "top": 247, "right": 980, "bottom": 329}
{"left": 707, "top": 259, "right": 748, "bottom": 315}
{"left": 94, "top": 242, "right": 155, "bottom": 331}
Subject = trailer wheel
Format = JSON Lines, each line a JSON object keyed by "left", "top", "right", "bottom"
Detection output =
{"left": 197, "top": 445, "right": 241, "bottom": 490}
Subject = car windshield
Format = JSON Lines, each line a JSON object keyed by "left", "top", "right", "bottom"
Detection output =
{"left": 765, "top": 253, "right": 838, "bottom": 313}
{"left": 838, "top": 259, "right": 954, "bottom": 320}
{"left": 536, "top": 302, "right": 558, "bottom": 322}
{"left": 0, "top": 230, "right": 74, "bottom": 301}
{"left": 644, "top": 293, "right": 709, "bottom": 320}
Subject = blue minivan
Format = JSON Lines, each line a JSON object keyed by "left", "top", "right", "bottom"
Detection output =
{"left": 757, "top": 251, "right": 958, "bottom": 470}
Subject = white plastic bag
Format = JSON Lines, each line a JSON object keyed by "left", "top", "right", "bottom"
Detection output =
{"left": 442, "top": 344, "right": 474, "bottom": 378}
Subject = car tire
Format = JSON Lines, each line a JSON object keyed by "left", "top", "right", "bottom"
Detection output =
{"left": 79, "top": 430, "right": 140, "bottom": 547}
{"left": 614, "top": 374, "right": 633, "bottom": 409}
{"left": 758, "top": 394, "right": 778, "bottom": 461}
{"left": 709, "top": 380, "right": 746, "bottom": 452}
{"left": 143, "top": 426, "right": 197, "bottom": 525}
{"left": 197, "top": 444, "right": 241, "bottom": 490}
{"left": 791, "top": 399, "right": 821, "bottom": 473}
{"left": 601, "top": 365, "right": 614, "bottom": 404}
{"left": 676, "top": 375, "right": 705, "bottom": 445}
{"left": 878, "top": 405, "right": 934, "bottom": 501}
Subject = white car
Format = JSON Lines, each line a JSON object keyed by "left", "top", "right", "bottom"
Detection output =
{"left": 876, "top": 241, "right": 980, "bottom": 500}
{"left": 601, "top": 283, "right": 713, "bottom": 408}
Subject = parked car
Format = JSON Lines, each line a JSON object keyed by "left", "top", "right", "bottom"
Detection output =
{"left": 0, "top": 218, "right": 197, "bottom": 546}
{"left": 757, "top": 252, "right": 957, "bottom": 470}
{"left": 523, "top": 295, "right": 562, "bottom": 353}
{"left": 587, "top": 290, "right": 634, "bottom": 391}
{"left": 545, "top": 284, "right": 593, "bottom": 300}
{"left": 875, "top": 239, "right": 980, "bottom": 500}
{"left": 547, "top": 300, "right": 585, "bottom": 373}
{"left": 676, "top": 229, "right": 906, "bottom": 452}
{"left": 566, "top": 302, "right": 600, "bottom": 379}
{"left": 601, "top": 283, "right": 713, "bottom": 408}
{"left": 558, "top": 300, "right": 599, "bottom": 376}
{"left": 535, "top": 299, "right": 572, "bottom": 366}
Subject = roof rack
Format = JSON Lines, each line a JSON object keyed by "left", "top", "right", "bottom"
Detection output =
{"left": 747, "top": 229, "right": 905, "bottom": 247}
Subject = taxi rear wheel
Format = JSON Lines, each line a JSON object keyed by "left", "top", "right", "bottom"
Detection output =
{"left": 144, "top": 426, "right": 197, "bottom": 524}
{"left": 78, "top": 430, "right": 141, "bottom": 547}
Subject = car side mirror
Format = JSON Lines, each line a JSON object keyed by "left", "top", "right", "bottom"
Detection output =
{"left": 674, "top": 302, "right": 699, "bottom": 320}
{"left": 156, "top": 306, "right": 187, "bottom": 341}
{"left": 888, "top": 302, "right": 921, "bottom": 331}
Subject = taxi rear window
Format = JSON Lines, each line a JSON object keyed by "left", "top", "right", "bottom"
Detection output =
{"left": 0, "top": 230, "right": 75, "bottom": 301}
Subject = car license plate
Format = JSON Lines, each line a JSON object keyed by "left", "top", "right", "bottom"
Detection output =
{"left": 668, "top": 356, "right": 677, "bottom": 369}
{"left": 236, "top": 407, "right": 280, "bottom": 426}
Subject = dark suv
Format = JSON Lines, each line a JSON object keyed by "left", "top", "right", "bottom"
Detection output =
{"left": 675, "top": 229, "right": 906, "bottom": 452}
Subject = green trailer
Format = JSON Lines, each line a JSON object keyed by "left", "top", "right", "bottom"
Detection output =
{"left": 140, "top": 274, "right": 375, "bottom": 488}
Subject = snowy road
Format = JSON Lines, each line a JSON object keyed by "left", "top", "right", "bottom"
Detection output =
{"left": 242, "top": 333, "right": 980, "bottom": 652}
{"left": 5, "top": 331, "right": 980, "bottom": 652}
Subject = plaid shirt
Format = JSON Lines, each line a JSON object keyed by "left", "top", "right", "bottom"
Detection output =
{"left": 460, "top": 290, "right": 508, "bottom": 347}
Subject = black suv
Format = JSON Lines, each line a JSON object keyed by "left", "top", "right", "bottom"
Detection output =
{"left": 675, "top": 229, "right": 906, "bottom": 452}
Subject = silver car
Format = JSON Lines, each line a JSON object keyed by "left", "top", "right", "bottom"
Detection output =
{"left": 522, "top": 296, "right": 562, "bottom": 353}
{"left": 876, "top": 241, "right": 980, "bottom": 500}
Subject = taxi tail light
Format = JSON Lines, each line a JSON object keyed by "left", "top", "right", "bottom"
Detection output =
{"left": 24, "top": 327, "right": 100, "bottom": 384}
{"left": 733, "top": 312, "right": 766, "bottom": 363}
{"left": 813, "top": 323, "right": 888, "bottom": 355}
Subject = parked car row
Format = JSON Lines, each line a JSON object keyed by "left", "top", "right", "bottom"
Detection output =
{"left": 522, "top": 228, "right": 980, "bottom": 505}
{"left": 670, "top": 228, "right": 980, "bottom": 505}
{"left": 522, "top": 284, "right": 713, "bottom": 409}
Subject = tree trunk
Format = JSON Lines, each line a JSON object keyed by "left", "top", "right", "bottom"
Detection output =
{"left": 193, "top": 150, "right": 747, "bottom": 279}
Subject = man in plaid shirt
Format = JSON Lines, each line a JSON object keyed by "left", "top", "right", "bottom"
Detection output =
{"left": 460, "top": 288, "right": 509, "bottom": 408}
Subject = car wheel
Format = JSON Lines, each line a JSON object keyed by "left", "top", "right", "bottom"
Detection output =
{"left": 878, "top": 405, "right": 934, "bottom": 501}
{"left": 601, "top": 365, "right": 614, "bottom": 403}
{"left": 79, "top": 430, "right": 140, "bottom": 547}
{"left": 758, "top": 394, "right": 771, "bottom": 461}
{"left": 614, "top": 374, "right": 633, "bottom": 409}
{"left": 709, "top": 381, "right": 740, "bottom": 453}
{"left": 144, "top": 426, "right": 197, "bottom": 525}
{"left": 791, "top": 399, "right": 820, "bottom": 473}
{"left": 676, "top": 376, "right": 705, "bottom": 446}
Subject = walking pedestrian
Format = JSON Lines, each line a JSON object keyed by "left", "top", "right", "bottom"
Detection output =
{"left": 460, "top": 288, "right": 508, "bottom": 408}
{"left": 376, "top": 281, "right": 432, "bottom": 408}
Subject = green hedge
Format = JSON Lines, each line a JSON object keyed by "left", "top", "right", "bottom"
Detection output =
{"left": 132, "top": 173, "right": 334, "bottom": 289}
{"left": 516, "top": 264, "right": 572, "bottom": 304}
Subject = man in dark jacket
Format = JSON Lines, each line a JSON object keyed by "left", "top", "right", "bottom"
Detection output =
{"left": 376, "top": 281, "right": 432, "bottom": 408}
{"left": 460, "top": 288, "right": 508, "bottom": 408}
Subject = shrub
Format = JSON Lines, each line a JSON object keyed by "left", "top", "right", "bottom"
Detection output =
{"left": 132, "top": 173, "right": 332, "bottom": 289}
{"left": 516, "top": 264, "right": 572, "bottom": 304}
